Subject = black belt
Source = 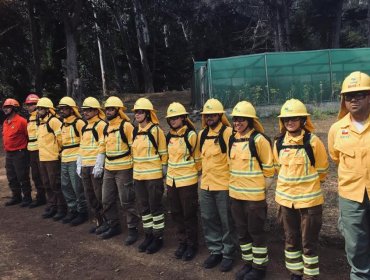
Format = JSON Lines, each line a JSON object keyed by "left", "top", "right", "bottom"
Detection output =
{"left": 61, "top": 144, "right": 80, "bottom": 151}
{"left": 106, "top": 150, "right": 130, "bottom": 161}
{"left": 28, "top": 139, "right": 37, "bottom": 143}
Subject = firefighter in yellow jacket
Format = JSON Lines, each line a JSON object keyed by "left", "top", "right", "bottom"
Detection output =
{"left": 198, "top": 98, "right": 237, "bottom": 272}
{"left": 77, "top": 97, "right": 107, "bottom": 234}
{"left": 228, "top": 101, "right": 274, "bottom": 280}
{"left": 58, "top": 97, "right": 88, "bottom": 226}
{"left": 165, "top": 102, "right": 201, "bottom": 261}
{"left": 328, "top": 71, "right": 370, "bottom": 280}
{"left": 273, "top": 99, "right": 329, "bottom": 280}
{"left": 132, "top": 98, "right": 168, "bottom": 254}
{"left": 24, "top": 93, "right": 46, "bottom": 208}
{"left": 100, "top": 96, "right": 140, "bottom": 243}
{"left": 36, "top": 97, "right": 67, "bottom": 220}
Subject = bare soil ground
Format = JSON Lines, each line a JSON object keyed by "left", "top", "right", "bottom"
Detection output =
{"left": 0, "top": 91, "right": 350, "bottom": 280}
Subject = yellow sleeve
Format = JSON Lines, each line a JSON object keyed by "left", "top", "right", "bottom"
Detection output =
{"left": 124, "top": 122, "right": 134, "bottom": 147}
{"left": 272, "top": 139, "right": 281, "bottom": 173}
{"left": 328, "top": 124, "right": 339, "bottom": 165}
{"left": 223, "top": 126, "right": 233, "bottom": 151}
{"left": 156, "top": 126, "right": 168, "bottom": 166}
{"left": 51, "top": 117, "right": 62, "bottom": 150}
{"left": 97, "top": 121, "right": 107, "bottom": 154}
{"left": 76, "top": 119, "right": 86, "bottom": 137}
{"left": 312, "top": 135, "right": 329, "bottom": 181}
{"left": 196, "top": 130, "right": 203, "bottom": 171}
{"left": 256, "top": 135, "right": 275, "bottom": 177}
{"left": 188, "top": 130, "right": 201, "bottom": 172}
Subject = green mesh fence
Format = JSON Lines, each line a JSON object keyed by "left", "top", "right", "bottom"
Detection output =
{"left": 193, "top": 48, "right": 370, "bottom": 108}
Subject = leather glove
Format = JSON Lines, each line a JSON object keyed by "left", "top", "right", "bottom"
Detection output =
{"left": 162, "top": 165, "right": 168, "bottom": 177}
{"left": 92, "top": 153, "right": 105, "bottom": 178}
{"left": 265, "top": 177, "right": 275, "bottom": 189}
{"left": 76, "top": 155, "right": 82, "bottom": 178}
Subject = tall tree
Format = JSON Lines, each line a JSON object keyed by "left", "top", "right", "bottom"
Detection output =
{"left": 331, "top": 0, "right": 344, "bottom": 48}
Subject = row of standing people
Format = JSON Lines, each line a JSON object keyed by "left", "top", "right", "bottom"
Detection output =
{"left": 2, "top": 70, "right": 370, "bottom": 280}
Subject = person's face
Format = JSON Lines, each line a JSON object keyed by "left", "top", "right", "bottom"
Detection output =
{"left": 58, "top": 106, "right": 72, "bottom": 118}
{"left": 134, "top": 110, "right": 147, "bottom": 123}
{"left": 37, "top": 107, "right": 48, "bottom": 118}
{"left": 168, "top": 115, "right": 184, "bottom": 129}
{"left": 344, "top": 92, "right": 370, "bottom": 117}
{"left": 105, "top": 107, "right": 118, "bottom": 120}
{"left": 282, "top": 116, "right": 301, "bottom": 133}
{"left": 232, "top": 116, "right": 249, "bottom": 134}
{"left": 82, "top": 108, "right": 98, "bottom": 120}
{"left": 2, "top": 106, "right": 14, "bottom": 116}
{"left": 25, "top": 103, "right": 37, "bottom": 114}
{"left": 205, "top": 113, "right": 221, "bottom": 128}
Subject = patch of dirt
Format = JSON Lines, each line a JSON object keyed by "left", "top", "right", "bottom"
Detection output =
{"left": 0, "top": 91, "right": 350, "bottom": 279}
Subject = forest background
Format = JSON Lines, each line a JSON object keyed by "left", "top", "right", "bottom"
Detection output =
{"left": 1, "top": 0, "right": 370, "bottom": 104}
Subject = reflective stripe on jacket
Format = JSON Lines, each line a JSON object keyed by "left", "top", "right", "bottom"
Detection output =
{"left": 229, "top": 129, "right": 274, "bottom": 201}
{"left": 61, "top": 115, "right": 85, "bottom": 163}
{"left": 37, "top": 114, "right": 62, "bottom": 161}
{"left": 27, "top": 111, "right": 38, "bottom": 151}
{"left": 166, "top": 125, "right": 201, "bottom": 187}
{"left": 328, "top": 113, "right": 370, "bottom": 203}
{"left": 273, "top": 130, "right": 328, "bottom": 208}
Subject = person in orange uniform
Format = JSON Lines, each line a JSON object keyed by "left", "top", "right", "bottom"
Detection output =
{"left": 132, "top": 98, "right": 168, "bottom": 254}
{"left": 58, "top": 97, "right": 88, "bottom": 226}
{"left": 328, "top": 71, "right": 370, "bottom": 280}
{"left": 24, "top": 93, "right": 46, "bottom": 208}
{"left": 100, "top": 96, "right": 140, "bottom": 243}
{"left": 77, "top": 97, "right": 107, "bottom": 234}
{"left": 273, "top": 99, "right": 329, "bottom": 280}
{"left": 36, "top": 97, "right": 67, "bottom": 220}
{"left": 198, "top": 98, "right": 237, "bottom": 272}
{"left": 165, "top": 102, "right": 201, "bottom": 261}
{"left": 228, "top": 101, "right": 274, "bottom": 280}
{"left": 2, "top": 98, "right": 32, "bottom": 206}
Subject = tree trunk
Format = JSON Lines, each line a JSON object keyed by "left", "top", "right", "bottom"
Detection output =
{"left": 63, "top": 0, "right": 83, "bottom": 104}
{"left": 331, "top": 0, "right": 344, "bottom": 48}
{"left": 367, "top": 0, "right": 370, "bottom": 46}
{"left": 27, "top": 0, "right": 42, "bottom": 93}
{"left": 93, "top": 9, "right": 107, "bottom": 96}
{"left": 132, "top": 0, "right": 154, "bottom": 93}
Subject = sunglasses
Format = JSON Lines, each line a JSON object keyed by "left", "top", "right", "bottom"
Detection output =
{"left": 232, "top": 117, "right": 247, "bottom": 123}
{"left": 344, "top": 92, "right": 369, "bottom": 102}
{"left": 168, "top": 116, "right": 181, "bottom": 121}
{"left": 82, "top": 108, "right": 94, "bottom": 113}
{"left": 135, "top": 110, "right": 146, "bottom": 115}
{"left": 282, "top": 117, "right": 301, "bottom": 123}
{"left": 205, "top": 113, "right": 219, "bottom": 118}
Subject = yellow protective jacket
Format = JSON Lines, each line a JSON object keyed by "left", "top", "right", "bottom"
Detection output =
{"left": 328, "top": 113, "right": 370, "bottom": 203}
{"left": 37, "top": 114, "right": 62, "bottom": 161}
{"left": 27, "top": 111, "right": 38, "bottom": 151}
{"left": 132, "top": 122, "right": 168, "bottom": 180}
{"left": 103, "top": 116, "right": 134, "bottom": 171}
{"left": 273, "top": 130, "right": 329, "bottom": 208}
{"left": 228, "top": 129, "right": 274, "bottom": 201}
{"left": 198, "top": 122, "right": 232, "bottom": 191}
{"left": 79, "top": 115, "right": 106, "bottom": 166}
{"left": 166, "top": 125, "right": 201, "bottom": 187}
{"left": 61, "top": 115, "right": 85, "bottom": 163}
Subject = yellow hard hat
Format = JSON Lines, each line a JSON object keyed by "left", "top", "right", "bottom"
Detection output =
{"left": 166, "top": 102, "right": 188, "bottom": 118}
{"left": 58, "top": 96, "right": 77, "bottom": 107}
{"left": 278, "top": 99, "right": 310, "bottom": 118}
{"left": 104, "top": 96, "right": 127, "bottom": 110}
{"left": 37, "top": 97, "right": 54, "bottom": 109}
{"left": 231, "top": 101, "right": 257, "bottom": 118}
{"left": 81, "top": 97, "right": 105, "bottom": 119}
{"left": 201, "top": 98, "right": 225, "bottom": 114}
{"left": 133, "top": 98, "right": 154, "bottom": 111}
{"left": 105, "top": 96, "right": 129, "bottom": 121}
{"left": 341, "top": 71, "right": 370, "bottom": 94}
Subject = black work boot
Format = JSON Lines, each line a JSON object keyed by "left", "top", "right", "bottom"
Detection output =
{"left": 61, "top": 211, "right": 78, "bottom": 224}
{"left": 138, "top": 233, "right": 154, "bottom": 253}
{"left": 29, "top": 198, "right": 46, "bottom": 208}
{"left": 236, "top": 264, "right": 253, "bottom": 280}
{"left": 20, "top": 195, "right": 32, "bottom": 208}
{"left": 53, "top": 211, "right": 67, "bottom": 221}
{"left": 42, "top": 208, "right": 57, "bottom": 219}
{"left": 174, "top": 243, "right": 187, "bottom": 259}
{"left": 70, "top": 212, "right": 89, "bottom": 226}
{"left": 146, "top": 236, "right": 163, "bottom": 254}
{"left": 182, "top": 245, "right": 197, "bottom": 261}
{"left": 100, "top": 224, "right": 122, "bottom": 240}
{"left": 203, "top": 254, "right": 223, "bottom": 269}
{"left": 220, "top": 258, "right": 234, "bottom": 272}
{"left": 95, "top": 222, "right": 110, "bottom": 235}
{"left": 5, "top": 196, "right": 22, "bottom": 206}
{"left": 124, "top": 227, "right": 139, "bottom": 246}
{"left": 243, "top": 268, "right": 266, "bottom": 280}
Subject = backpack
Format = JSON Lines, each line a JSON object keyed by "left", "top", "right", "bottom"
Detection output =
{"left": 199, "top": 124, "right": 227, "bottom": 153}
{"left": 166, "top": 127, "right": 195, "bottom": 160}
{"left": 36, "top": 115, "right": 61, "bottom": 136}
{"left": 62, "top": 117, "right": 86, "bottom": 138}
{"left": 132, "top": 124, "right": 159, "bottom": 154}
{"left": 81, "top": 119, "right": 106, "bottom": 142}
{"left": 103, "top": 120, "right": 131, "bottom": 161}
{"left": 275, "top": 132, "right": 315, "bottom": 166}
{"left": 228, "top": 130, "right": 271, "bottom": 170}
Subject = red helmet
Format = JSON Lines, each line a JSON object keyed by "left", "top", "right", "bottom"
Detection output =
{"left": 25, "top": 93, "right": 40, "bottom": 104}
{"left": 3, "top": 98, "right": 20, "bottom": 108}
